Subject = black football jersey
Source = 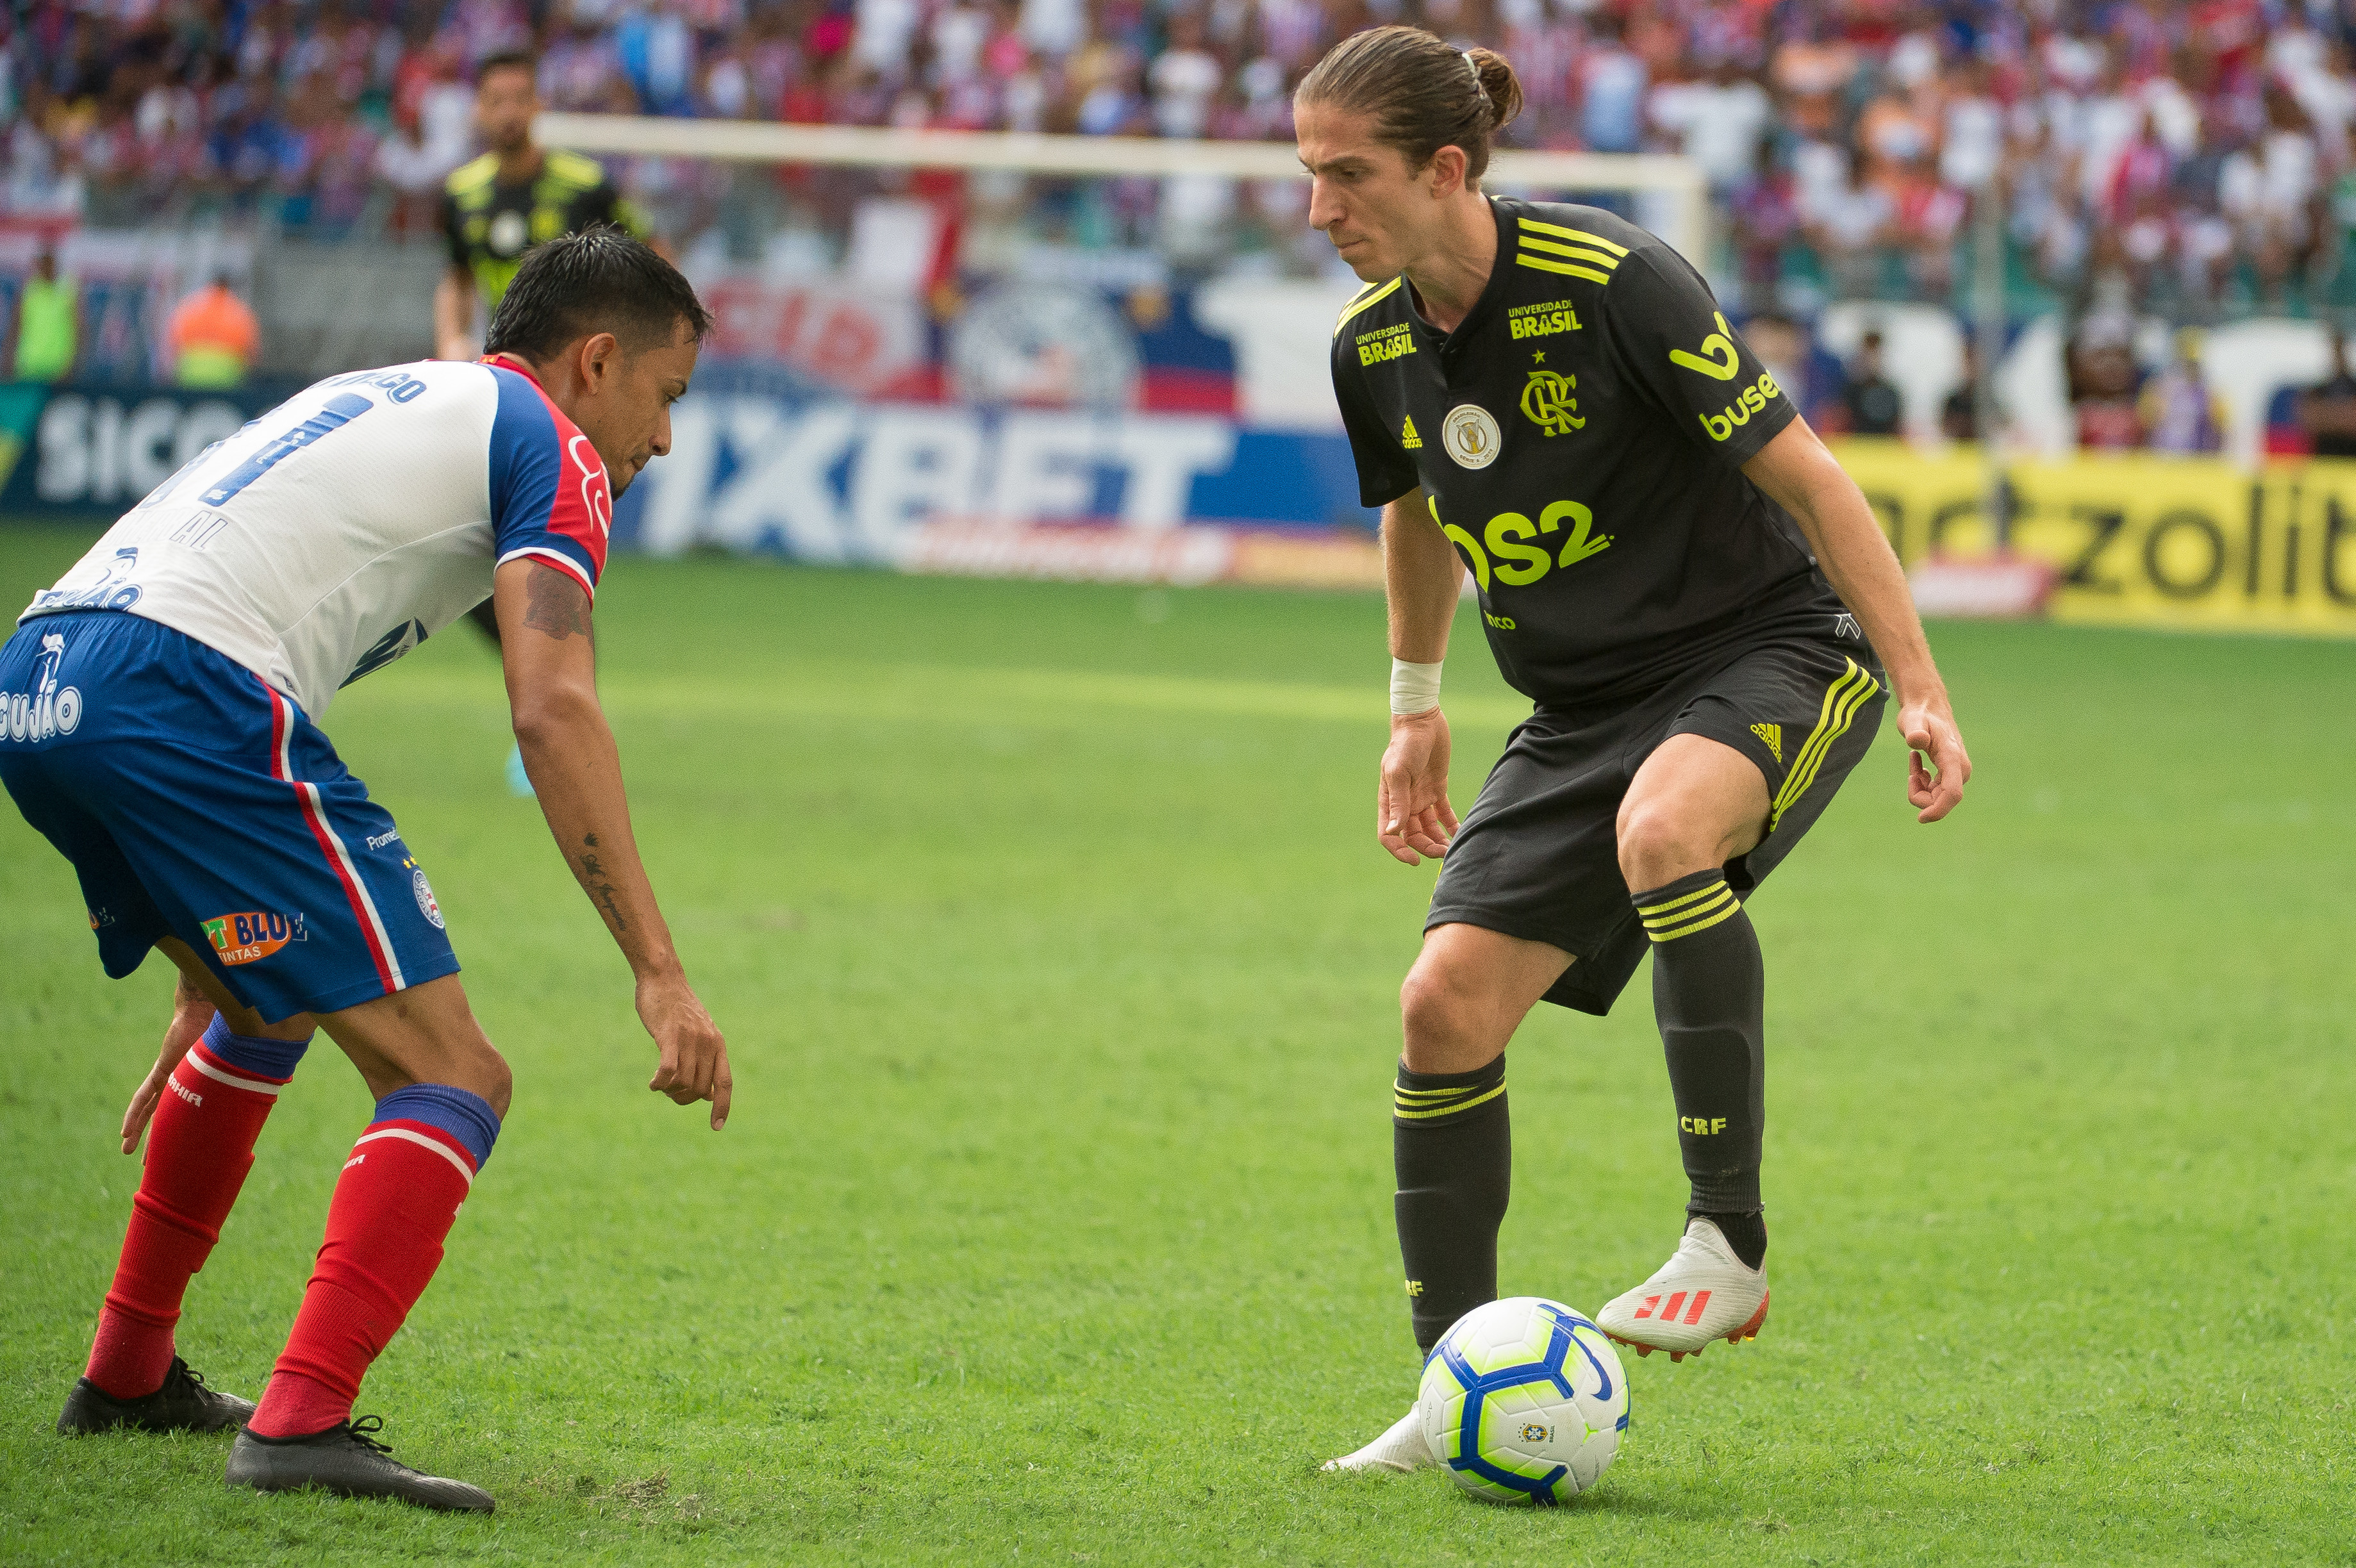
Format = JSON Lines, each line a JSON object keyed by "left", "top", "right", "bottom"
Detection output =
{"left": 1331, "top": 197, "right": 1851, "bottom": 709}
{"left": 440, "top": 149, "right": 647, "bottom": 315}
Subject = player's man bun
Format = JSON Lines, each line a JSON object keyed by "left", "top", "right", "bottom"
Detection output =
{"left": 1296, "top": 27, "right": 1525, "bottom": 186}
{"left": 483, "top": 226, "right": 713, "bottom": 365}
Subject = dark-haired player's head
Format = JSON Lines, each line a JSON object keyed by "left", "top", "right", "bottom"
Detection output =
{"left": 474, "top": 49, "right": 539, "bottom": 158}
{"left": 1293, "top": 28, "right": 1525, "bottom": 281}
{"left": 485, "top": 227, "right": 713, "bottom": 494}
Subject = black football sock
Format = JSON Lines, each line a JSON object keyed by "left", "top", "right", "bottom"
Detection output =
{"left": 1393, "top": 1054, "right": 1510, "bottom": 1356}
{"left": 1634, "top": 869, "right": 1767, "bottom": 1268}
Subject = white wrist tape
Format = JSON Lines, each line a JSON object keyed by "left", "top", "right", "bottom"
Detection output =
{"left": 1391, "top": 658, "right": 1444, "bottom": 715}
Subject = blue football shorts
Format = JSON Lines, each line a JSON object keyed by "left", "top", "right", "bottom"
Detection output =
{"left": 0, "top": 609, "right": 458, "bottom": 1023}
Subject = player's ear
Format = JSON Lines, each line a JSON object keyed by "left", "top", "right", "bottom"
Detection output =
{"left": 577, "top": 331, "right": 622, "bottom": 390}
{"left": 1427, "top": 145, "right": 1466, "bottom": 200}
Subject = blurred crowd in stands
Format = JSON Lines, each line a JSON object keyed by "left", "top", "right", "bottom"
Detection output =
{"left": 10, "top": 0, "right": 2356, "bottom": 317}
{"left": 19, "top": 1, "right": 2356, "bottom": 451}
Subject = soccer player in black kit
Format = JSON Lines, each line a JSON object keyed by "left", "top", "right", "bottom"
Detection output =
{"left": 1299, "top": 29, "right": 1973, "bottom": 1473}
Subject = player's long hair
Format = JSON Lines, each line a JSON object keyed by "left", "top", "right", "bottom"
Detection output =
{"left": 1295, "top": 27, "right": 1525, "bottom": 185}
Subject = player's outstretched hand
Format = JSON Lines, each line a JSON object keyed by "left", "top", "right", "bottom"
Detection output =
{"left": 122, "top": 975, "right": 217, "bottom": 1155}
{"left": 1379, "top": 708, "right": 1459, "bottom": 866}
{"left": 638, "top": 973, "right": 733, "bottom": 1130}
{"left": 1899, "top": 695, "right": 1971, "bottom": 823}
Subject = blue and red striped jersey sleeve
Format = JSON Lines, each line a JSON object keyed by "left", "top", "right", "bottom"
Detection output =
{"left": 486, "top": 365, "right": 613, "bottom": 599}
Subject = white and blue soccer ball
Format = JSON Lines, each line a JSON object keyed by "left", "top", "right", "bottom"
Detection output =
{"left": 1416, "top": 1296, "right": 1629, "bottom": 1505}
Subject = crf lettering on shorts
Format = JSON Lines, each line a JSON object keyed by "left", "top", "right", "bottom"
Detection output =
{"left": 1680, "top": 1116, "right": 1730, "bottom": 1135}
{"left": 1695, "top": 371, "right": 1781, "bottom": 443}
{"left": 1434, "top": 495, "right": 1616, "bottom": 592}
{"left": 203, "top": 910, "right": 307, "bottom": 966}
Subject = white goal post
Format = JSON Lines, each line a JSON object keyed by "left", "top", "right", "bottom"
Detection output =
{"left": 536, "top": 112, "right": 1709, "bottom": 265}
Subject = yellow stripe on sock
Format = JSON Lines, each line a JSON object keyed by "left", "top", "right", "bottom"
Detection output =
{"left": 1514, "top": 254, "right": 1613, "bottom": 283}
{"left": 1518, "top": 217, "right": 1629, "bottom": 255}
{"left": 1647, "top": 898, "right": 1743, "bottom": 943}
{"left": 1636, "top": 879, "right": 1732, "bottom": 920}
{"left": 1393, "top": 1084, "right": 1507, "bottom": 1119}
{"left": 1393, "top": 1084, "right": 1478, "bottom": 1099}
{"left": 1643, "top": 887, "right": 1736, "bottom": 934}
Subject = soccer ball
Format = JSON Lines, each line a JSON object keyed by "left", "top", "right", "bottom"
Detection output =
{"left": 1416, "top": 1296, "right": 1629, "bottom": 1505}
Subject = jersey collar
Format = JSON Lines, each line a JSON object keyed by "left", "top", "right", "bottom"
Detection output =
{"left": 479, "top": 352, "right": 545, "bottom": 388}
{"left": 1405, "top": 195, "right": 1513, "bottom": 356}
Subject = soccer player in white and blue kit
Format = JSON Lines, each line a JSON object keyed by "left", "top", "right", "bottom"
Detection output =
{"left": 0, "top": 231, "right": 727, "bottom": 1512}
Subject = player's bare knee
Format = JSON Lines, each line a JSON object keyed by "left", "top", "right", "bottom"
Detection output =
{"left": 1616, "top": 801, "right": 1710, "bottom": 890}
{"left": 1399, "top": 962, "right": 1493, "bottom": 1069}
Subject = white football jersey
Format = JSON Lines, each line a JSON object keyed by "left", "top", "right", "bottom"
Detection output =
{"left": 19, "top": 357, "right": 612, "bottom": 720}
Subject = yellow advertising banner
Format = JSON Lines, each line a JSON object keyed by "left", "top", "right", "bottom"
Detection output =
{"left": 1828, "top": 438, "right": 2356, "bottom": 637}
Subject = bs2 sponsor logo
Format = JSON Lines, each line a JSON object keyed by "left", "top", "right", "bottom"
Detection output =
{"left": 203, "top": 911, "right": 307, "bottom": 966}
{"left": 1696, "top": 371, "right": 1782, "bottom": 443}
{"left": 1433, "top": 495, "right": 1614, "bottom": 593}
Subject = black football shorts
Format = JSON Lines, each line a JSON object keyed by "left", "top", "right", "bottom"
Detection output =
{"left": 1426, "top": 629, "right": 1888, "bottom": 1016}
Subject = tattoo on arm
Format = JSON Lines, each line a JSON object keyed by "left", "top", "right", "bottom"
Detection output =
{"left": 522, "top": 564, "right": 594, "bottom": 642}
{"left": 577, "top": 836, "right": 627, "bottom": 931}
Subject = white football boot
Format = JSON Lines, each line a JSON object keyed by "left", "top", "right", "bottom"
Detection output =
{"left": 1321, "top": 1405, "right": 1434, "bottom": 1474}
{"left": 1595, "top": 1216, "right": 1770, "bottom": 1362}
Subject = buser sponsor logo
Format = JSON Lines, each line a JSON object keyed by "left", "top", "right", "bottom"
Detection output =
{"left": 1697, "top": 370, "right": 1781, "bottom": 442}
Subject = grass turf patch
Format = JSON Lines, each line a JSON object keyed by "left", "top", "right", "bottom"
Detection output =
{"left": 1, "top": 524, "right": 2352, "bottom": 1565}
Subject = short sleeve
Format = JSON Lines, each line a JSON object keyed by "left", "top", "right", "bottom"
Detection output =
{"left": 1331, "top": 333, "right": 1420, "bottom": 508}
{"left": 486, "top": 367, "right": 613, "bottom": 598}
{"left": 1605, "top": 249, "right": 1796, "bottom": 465}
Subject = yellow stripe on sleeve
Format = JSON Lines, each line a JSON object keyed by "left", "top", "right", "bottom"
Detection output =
{"left": 1518, "top": 217, "right": 1630, "bottom": 255}
{"left": 1516, "top": 235, "right": 1622, "bottom": 268}
{"left": 1333, "top": 277, "right": 1404, "bottom": 338}
{"left": 1514, "top": 255, "right": 1614, "bottom": 283}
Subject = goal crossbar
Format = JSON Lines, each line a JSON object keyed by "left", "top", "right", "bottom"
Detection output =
{"left": 535, "top": 112, "right": 1708, "bottom": 261}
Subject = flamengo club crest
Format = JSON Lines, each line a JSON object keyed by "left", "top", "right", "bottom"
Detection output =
{"left": 1441, "top": 404, "right": 1502, "bottom": 469}
{"left": 1520, "top": 370, "right": 1584, "bottom": 436}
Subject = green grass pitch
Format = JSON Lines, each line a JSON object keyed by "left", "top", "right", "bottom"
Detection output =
{"left": 1, "top": 522, "right": 2352, "bottom": 1565}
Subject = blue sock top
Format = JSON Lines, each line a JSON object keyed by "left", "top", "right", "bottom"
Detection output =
{"left": 372, "top": 1084, "right": 501, "bottom": 1171}
{"left": 199, "top": 1011, "right": 311, "bottom": 1080}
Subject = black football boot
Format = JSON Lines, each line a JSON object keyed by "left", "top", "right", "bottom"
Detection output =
{"left": 224, "top": 1415, "right": 494, "bottom": 1513}
{"left": 56, "top": 1357, "right": 257, "bottom": 1435}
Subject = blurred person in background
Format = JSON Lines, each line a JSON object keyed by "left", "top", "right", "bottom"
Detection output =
{"left": 1839, "top": 329, "right": 1904, "bottom": 438}
{"left": 2071, "top": 315, "right": 2146, "bottom": 450}
{"left": 6, "top": 247, "right": 81, "bottom": 384}
{"left": 2296, "top": 324, "right": 2356, "bottom": 458}
{"left": 436, "top": 49, "right": 652, "bottom": 792}
{"left": 435, "top": 50, "right": 651, "bottom": 366}
{"left": 1941, "top": 338, "right": 1983, "bottom": 443}
{"left": 2139, "top": 327, "right": 2227, "bottom": 454}
{"left": 164, "top": 274, "right": 260, "bottom": 390}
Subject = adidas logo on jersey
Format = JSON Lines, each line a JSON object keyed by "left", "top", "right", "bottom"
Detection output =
{"left": 1750, "top": 723, "right": 1783, "bottom": 764}
{"left": 1400, "top": 415, "right": 1423, "bottom": 449}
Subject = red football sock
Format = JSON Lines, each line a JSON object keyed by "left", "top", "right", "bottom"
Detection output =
{"left": 86, "top": 1040, "right": 291, "bottom": 1399}
{"left": 247, "top": 1111, "right": 481, "bottom": 1438}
